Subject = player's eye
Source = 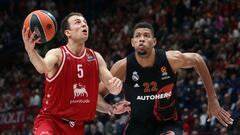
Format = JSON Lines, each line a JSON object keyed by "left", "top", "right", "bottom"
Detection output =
{"left": 135, "top": 34, "right": 140, "bottom": 38}
{"left": 144, "top": 33, "right": 151, "bottom": 38}
{"left": 75, "top": 20, "right": 81, "bottom": 24}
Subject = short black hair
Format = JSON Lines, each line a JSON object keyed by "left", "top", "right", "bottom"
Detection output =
{"left": 60, "top": 12, "right": 84, "bottom": 39}
{"left": 132, "top": 22, "right": 154, "bottom": 37}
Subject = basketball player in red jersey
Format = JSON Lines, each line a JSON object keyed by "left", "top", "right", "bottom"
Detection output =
{"left": 22, "top": 12, "right": 129, "bottom": 135}
{"left": 99, "top": 22, "right": 234, "bottom": 135}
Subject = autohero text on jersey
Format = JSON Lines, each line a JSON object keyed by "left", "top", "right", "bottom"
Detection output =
{"left": 136, "top": 91, "right": 172, "bottom": 101}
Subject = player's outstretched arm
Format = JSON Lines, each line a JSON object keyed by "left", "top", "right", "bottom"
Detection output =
{"left": 99, "top": 58, "right": 127, "bottom": 96}
{"left": 22, "top": 26, "right": 59, "bottom": 74}
{"left": 95, "top": 52, "right": 123, "bottom": 95}
{"left": 167, "top": 50, "right": 234, "bottom": 127}
{"left": 96, "top": 57, "right": 130, "bottom": 115}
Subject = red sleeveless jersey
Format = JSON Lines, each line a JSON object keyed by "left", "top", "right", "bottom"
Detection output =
{"left": 40, "top": 46, "right": 99, "bottom": 121}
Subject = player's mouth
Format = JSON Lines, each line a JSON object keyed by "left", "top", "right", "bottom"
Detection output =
{"left": 82, "top": 29, "right": 88, "bottom": 35}
{"left": 139, "top": 44, "right": 145, "bottom": 49}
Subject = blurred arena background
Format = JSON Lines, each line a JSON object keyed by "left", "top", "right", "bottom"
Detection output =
{"left": 0, "top": 0, "right": 240, "bottom": 134}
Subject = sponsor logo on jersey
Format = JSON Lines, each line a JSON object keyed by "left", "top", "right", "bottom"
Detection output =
{"left": 73, "top": 83, "right": 88, "bottom": 98}
{"left": 70, "top": 83, "right": 90, "bottom": 104}
{"left": 132, "top": 71, "right": 139, "bottom": 81}
{"left": 137, "top": 83, "right": 174, "bottom": 101}
{"left": 134, "top": 83, "right": 140, "bottom": 88}
{"left": 70, "top": 99, "right": 90, "bottom": 104}
{"left": 136, "top": 92, "right": 172, "bottom": 100}
{"left": 160, "top": 66, "right": 171, "bottom": 80}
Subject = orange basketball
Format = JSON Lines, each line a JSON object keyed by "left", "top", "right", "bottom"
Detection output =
{"left": 23, "top": 10, "right": 57, "bottom": 44}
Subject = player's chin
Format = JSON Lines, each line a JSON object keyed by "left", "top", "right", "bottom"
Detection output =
{"left": 137, "top": 50, "right": 147, "bottom": 56}
{"left": 80, "top": 36, "right": 88, "bottom": 42}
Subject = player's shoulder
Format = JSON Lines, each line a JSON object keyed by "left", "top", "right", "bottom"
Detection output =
{"left": 111, "top": 58, "right": 127, "bottom": 79}
{"left": 92, "top": 50, "right": 101, "bottom": 58}
{"left": 45, "top": 47, "right": 62, "bottom": 56}
{"left": 166, "top": 50, "right": 182, "bottom": 55}
{"left": 113, "top": 58, "right": 127, "bottom": 68}
{"left": 166, "top": 50, "right": 183, "bottom": 59}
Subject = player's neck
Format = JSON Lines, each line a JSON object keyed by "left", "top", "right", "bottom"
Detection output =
{"left": 66, "top": 41, "right": 85, "bottom": 56}
{"left": 135, "top": 49, "right": 155, "bottom": 68}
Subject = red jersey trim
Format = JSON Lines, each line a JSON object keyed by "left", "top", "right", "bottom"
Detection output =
{"left": 46, "top": 47, "right": 66, "bottom": 82}
{"left": 63, "top": 46, "right": 86, "bottom": 59}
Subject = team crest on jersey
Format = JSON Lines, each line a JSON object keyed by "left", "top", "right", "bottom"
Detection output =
{"left": 160, "top": 66, "right": 171, "bottom": 80}
{"left": 132, "top": 71, "right": 139, "bottom": 81}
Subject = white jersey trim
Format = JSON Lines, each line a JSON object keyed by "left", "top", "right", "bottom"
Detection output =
{"left": 63, "top": 46, "right": 86, "bottom": 59}
{"left": 46, "top": 48, "right": 66, "bottom": 82}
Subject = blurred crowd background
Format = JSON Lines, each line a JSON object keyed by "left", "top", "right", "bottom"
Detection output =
{"left": 0, "top": 0, "right": 240, "bottom": 135}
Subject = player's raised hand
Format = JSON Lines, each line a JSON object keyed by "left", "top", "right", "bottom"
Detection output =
{"left": 108, "top": 77, "right": 122, "bottom": 93}
{"left": 22, "top": 26, "right": 40, "bottom": 52}
{"left": 207, "top": 98, "right": 234, "bottom": 127}
{"left": 111, "top": 100, "right": 131, "bottom": 115}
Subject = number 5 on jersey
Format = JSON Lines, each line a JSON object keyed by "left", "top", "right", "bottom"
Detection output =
{"left": 77, "top": 64, "right": 84, "bottom": 78}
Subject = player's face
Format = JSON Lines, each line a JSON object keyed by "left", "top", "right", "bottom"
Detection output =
{"left": 67, "top": 15, "right": 89, "bottom": 42}
{"left": 131, "top": 28, "right": 156, "bottom": 57}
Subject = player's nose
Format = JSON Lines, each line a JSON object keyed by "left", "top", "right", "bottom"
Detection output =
{"left": 82, "top": 23, "right": 87, "bottom": 28}
{"left": 139, "top": 36, "right": 145, "bottom": 43}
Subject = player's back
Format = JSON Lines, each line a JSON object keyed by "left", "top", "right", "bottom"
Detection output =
{"left": 124, "top": 49, "right": 178, "bottom": 123}
{"left": 40, "top": 46, "right": 99, "bottom": 121}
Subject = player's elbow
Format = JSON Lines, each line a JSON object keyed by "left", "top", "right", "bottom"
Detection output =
{"left": 193, "top": 53, "right": 204, "bottom": 63}
{"left": 191, "top": 53, "right": 205, "bottom": 68}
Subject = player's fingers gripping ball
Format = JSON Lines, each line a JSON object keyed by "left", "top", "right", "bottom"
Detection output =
{"left": 23, "top": 10, "right": 57, "bottom": 43}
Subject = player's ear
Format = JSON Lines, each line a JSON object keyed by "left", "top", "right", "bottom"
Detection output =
{"left": 153, "top": 38, "right": 157, "bottom": 47}
{"left": 131, "top": 38, "right": 135, "bottom": 47}
{"left": 64, "top": 30, "right": 71, "bottom": 37}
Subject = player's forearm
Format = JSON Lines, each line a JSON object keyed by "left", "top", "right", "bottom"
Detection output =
{"left": 100, "top": 71, "right": 121, "bottom": 95}
{"left": 27, "top": 50, "right": 48, "bottom": 74}
{"left": 96, "top": 94, "right": 112, "bottom": 114}
{"left": 194, "top": 55, "right": 217, "bottom": 99}
{"left": 99, "top": 82, "right": 110, "bottom": 97}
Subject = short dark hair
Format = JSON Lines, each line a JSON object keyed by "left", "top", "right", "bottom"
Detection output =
{"left": 60, "top": 12, "right": 84, "bottom": 39}
{"left": 132, "top": 22, "right": 155, "bottom": 37}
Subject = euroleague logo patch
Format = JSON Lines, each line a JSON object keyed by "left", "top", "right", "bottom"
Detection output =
{"left": 86, "top": 52, "right": 95, "bottom": 62}
{"left": 160, "top": 66, "right": 170, "bottom": 80}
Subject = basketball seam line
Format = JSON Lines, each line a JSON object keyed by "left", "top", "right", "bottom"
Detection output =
{"left": 41, "top": 11, "right": 56, "bottom": 41}
{"left": 36, "top": 11, "right": 48, "bottom": 42}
